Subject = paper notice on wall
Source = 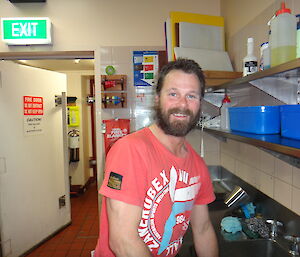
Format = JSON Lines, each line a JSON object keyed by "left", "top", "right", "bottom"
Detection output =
{"left": 23, "top": 96, "right": 44, "bottom": 136}
{"left": 133, "top": 51, "right": 159, "bottom": 87}
{"left": 24, "top": 116, "right": 44, "bottom": 135}
{"left": 134, "top": 108, "right": 154, "bottom": 131}
{"left": 135, "top": 86, "right": 155, "bottom": 109}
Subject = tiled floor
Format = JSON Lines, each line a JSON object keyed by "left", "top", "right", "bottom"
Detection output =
{"left": 25, "top": 182, "right": 99, "bottom": 257}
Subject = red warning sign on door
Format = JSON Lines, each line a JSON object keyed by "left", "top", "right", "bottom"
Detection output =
{"left": 23, "top": 96, "right": 43, "bottom": 115}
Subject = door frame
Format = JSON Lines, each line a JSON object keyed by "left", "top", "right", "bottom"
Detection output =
{"left": 0, "top": 49, "right": 99, "bottom": 183}
{"left": 0, "top": 51, "right": 94, "bottom": 60}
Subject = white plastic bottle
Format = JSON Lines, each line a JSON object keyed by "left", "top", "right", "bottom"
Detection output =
{"left": 243, "top": 37, "right": 258, "bottom": 76}
{"left": 259, "top": 42, "right": 270, "bottom": 70}
{"left": 270, "top": 2, "right": 296, "bottom": 67}
{"left": 220, "top": 94, "right": 232, "bottom": 130}
{"left": 296, "top": 14, "right": 300, "bottom": 58}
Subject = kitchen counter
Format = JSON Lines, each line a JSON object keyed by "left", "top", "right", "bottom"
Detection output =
{"left": 177, "top": 166, "right": 300, "bottom": 257}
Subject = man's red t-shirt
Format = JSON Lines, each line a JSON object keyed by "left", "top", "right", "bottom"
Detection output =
{"left": 94, "top": 127, "right": 215, "bottom": 257}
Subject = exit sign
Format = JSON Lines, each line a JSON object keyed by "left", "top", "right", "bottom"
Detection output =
{"left": 1, "top": 17, "right": 52, "bottom": 45}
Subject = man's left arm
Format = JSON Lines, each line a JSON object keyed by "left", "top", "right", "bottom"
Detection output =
{"left": 190, "top": 204, "right": 219, "bottom": 257}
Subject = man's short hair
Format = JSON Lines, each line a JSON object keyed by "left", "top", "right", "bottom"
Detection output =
{"left": 156, "top": 58, "right": 205, "bottom": 97}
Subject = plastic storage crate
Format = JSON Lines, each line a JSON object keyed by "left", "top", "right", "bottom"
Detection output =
{"left": 280, "top": 105, "right": 300, "bottom": 140}
{"left": 228, "top": 106, "right": 280, "bottom": 134}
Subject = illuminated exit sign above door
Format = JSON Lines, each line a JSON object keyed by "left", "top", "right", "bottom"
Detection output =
{"left": 1, "top": 18, "right": 52, "bottom": 45}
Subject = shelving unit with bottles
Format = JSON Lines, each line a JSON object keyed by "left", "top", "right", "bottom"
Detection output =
{"left": 203, "top": 58, "right": 300, "bottom": 163}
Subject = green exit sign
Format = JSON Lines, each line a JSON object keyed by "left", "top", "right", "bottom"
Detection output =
{"left": 1, "top": 17, "right": 51, "bottom": 45}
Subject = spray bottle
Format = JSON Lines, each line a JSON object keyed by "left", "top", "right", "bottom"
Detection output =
{"left": 220, "top": 94, "right": 232, "bottom": 130}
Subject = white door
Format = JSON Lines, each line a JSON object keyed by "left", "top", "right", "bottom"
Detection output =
{"left": 0, "top": 61, "right": 70, "bottom": 257}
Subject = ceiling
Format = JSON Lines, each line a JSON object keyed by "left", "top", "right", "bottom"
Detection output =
{"left": 14, "top": 59, "right": 94, "bottom": 72}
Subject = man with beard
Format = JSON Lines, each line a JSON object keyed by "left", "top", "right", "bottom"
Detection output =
{"left": 94, "top": 58, "right": 218, "bottom": 257}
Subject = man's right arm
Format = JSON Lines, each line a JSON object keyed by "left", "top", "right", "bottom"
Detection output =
{"left": 106, "top": 198, "right": 152, "bottom": 257}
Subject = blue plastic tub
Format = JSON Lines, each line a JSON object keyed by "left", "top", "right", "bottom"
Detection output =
{"left": 280, "top": 105, "right": 300, "bottom": 140}
{"left": 228, "top": 106, "right": 280, "bottom": 134}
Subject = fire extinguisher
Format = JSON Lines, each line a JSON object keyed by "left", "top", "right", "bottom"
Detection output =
{"left": 68, "top": 129, "right": 80, "bottom": 163}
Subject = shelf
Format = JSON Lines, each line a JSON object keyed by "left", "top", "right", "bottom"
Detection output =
{"left": 204, "top": 128, "right": 300, "bottom": 159}
{"left": 203, "top": 70, "right": 243, "bottom": 89}
{"left": 203, "top": 58, "right": 300, "bottom": 161}
{"left": 206, "top": 58, "right": 300, "bottom": 92}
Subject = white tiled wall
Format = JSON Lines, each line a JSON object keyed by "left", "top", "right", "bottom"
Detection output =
{"left": 186, "top": 130, "right": 220, "bottom": 166}
{"left": 220, "top": 139, "right": 300, "bottom": 216}
{"left": 100, "top": 46, "right": 164, "bottom": 132}
{"left": 274, "top": 178, "right": 292, "bottom": 209}
{"left": 292, "top": 186, "right": 300, "bottom": 214}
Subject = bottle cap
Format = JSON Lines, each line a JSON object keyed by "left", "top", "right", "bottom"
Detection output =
{"left": 296, "top": 14, "right": 300, "bottom": 29}
{"left": 276, "top": 2, "right": 291, "bottom": 16}
{"left": 260, "top": 42, "right": 268, "bottom": 47}
{"left": 222, "top": 94, "right": 231, "bottom": 103}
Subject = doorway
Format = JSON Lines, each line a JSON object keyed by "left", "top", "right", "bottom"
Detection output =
{"left": 6, "top": 52, "right": 98, "bottom": 190}
{"left": 0, "top": 51, "right": 96, "bottom": 256}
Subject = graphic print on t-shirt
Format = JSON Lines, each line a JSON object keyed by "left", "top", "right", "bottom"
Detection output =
{"left": 138, "top": 166, "right": 201, "bottom": 256}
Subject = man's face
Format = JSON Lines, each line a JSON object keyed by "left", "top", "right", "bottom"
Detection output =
{"left": 155, "top": 70, "right": 202, "bottom": 137}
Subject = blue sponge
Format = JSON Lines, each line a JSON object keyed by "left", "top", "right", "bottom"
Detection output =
{"left": 241, "top": 202, "right": 256, "bottom": 218}
{"left": 221, "top": 216, "right": 242, "bottom": 234}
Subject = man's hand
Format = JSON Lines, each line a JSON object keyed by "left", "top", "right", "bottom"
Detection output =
{"left": 106, "top": 198, "right": 152, "bottom": 257}
{"left": 190, "top": 205, "right": 219, "bottom": 257}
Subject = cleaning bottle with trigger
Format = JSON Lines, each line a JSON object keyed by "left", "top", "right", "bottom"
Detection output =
{"left": 220, "top": 93, "right": 232, "bottom": 130}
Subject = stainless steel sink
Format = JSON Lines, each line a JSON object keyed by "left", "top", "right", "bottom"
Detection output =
{"left": 177, "top": 167, "right": 299, "bottom": 257}
{"left": 212, "top": 180, "right": 231, "bottom": 202}
{"left": 178, "top": 238, "right": 291, "bottom": 257}
{"left": 220, "top": 239, "right": 291, "bottom": 257}
{"left": 206, "top": 193, "right": 292, "bottom": 257}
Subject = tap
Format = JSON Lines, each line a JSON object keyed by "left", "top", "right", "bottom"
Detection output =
{"left": 224, "top": 185, "right": 249, "bottom": 209}
{"left": 266, "top": 219, "right": 283, "bottom": 240}
{"left": 284, "top": 235, "right": 300, "bottom": 256}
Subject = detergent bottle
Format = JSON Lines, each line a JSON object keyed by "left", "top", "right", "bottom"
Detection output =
{"left": 270, "top": 2, "right": 297, "bottom": 66}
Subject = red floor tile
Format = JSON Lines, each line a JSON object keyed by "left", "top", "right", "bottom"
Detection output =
{"left": 24, "top": 181, "right": 99, "bottom": 257}
{"left": 63, "top": 232, "right": 78, "bottom": 242}
{"left": 72, "top": 237, "right": 87, "bottom": 244}
{"left": 81, "top": 249, "right": 93, "bottom": 257}
{"left": 37, "top": 250, "right": 55, "bottom": 257}
{"left": 84, "top": 241, "right": 96, "bottom": 251}
{"left": 70, "top": 241, "right": 86, "bottom": 250}
{"left": 67, "top": 249, "right": 82, "bottom": 257}
{"left": 53, "top": 249, "right": 69, "bottom": 257}
{"left": 41, "top": 238, "right": 59, "bottom": 250}
{"left": 56, "top": 243, "right": 72, "bottom": 251}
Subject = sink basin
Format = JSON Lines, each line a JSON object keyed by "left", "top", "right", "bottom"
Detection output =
{"left": 207, "top": 201, "right": 291, "bottom": 257}
{"left": 220, "top": 239, "right": 291, "bottom": 257}
{"left": 213, "top": 180, "right": 230, "bottom": 194}
{"left": 178, "top": 239, "right": 290, "bottom": 257}
{"left": 212, "top": 179, "right": 232, "bottom": 202}
{"left": 178, "top": 201, "right": 291, "bottom": 257}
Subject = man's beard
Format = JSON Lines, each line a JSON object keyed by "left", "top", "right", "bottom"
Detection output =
{"left": 155, "top": 104, "right": 201, "bottom": 137}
